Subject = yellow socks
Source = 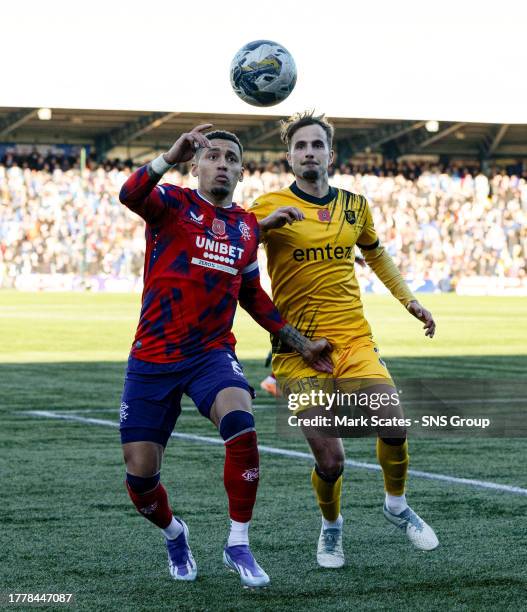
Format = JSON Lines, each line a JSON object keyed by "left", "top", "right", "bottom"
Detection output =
{"left": 376, "top": 438, "right": 409, "bottom": 496}
{"left": 310, "top": 440, "right": 407, "bottom": 520}
{"left": 311, "top": 466, "right": 343, "bottom": 522}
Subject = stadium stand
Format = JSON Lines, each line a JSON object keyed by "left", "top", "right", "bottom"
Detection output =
{"left": 0, "top": 155, "right": 525, "bottom": 294}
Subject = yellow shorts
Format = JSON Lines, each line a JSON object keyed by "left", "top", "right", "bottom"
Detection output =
{"left": 273, "top": 336, "right": 393, "bottom": 383}
{"left": 273, "top": 337, "right": 395, "bottom": 416}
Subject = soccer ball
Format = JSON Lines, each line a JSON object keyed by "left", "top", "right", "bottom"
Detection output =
{"left": 230, "top": 40, "right": 297, "bottom": 107}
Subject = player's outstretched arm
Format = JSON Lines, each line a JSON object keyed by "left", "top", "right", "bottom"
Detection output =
{"left": 119, "top": 124, "right": 213, "bottom": 224}
{"left": 238, "top": 258, "right": 333, "bottom": 372}
{"left": 162, "top": 123, "right": 213, "bottom": 165}
{"left": 355, "top": 197, "right": 435, "bottom": 335}
{"left": 359, "top": 244, "right": 436, "bottom": 339}
{"left": 359, "top": 243, "right": 415, "bottom": 303}
{"left": 278, "top": 324, "right": 333, "bottom": 373}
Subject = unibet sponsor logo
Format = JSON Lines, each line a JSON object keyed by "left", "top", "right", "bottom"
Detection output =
{"left": 196, "top": 236, "right": 244, "bottom": 265}
{"left": 293, "top": 244, "right": 354, "bottom": 262}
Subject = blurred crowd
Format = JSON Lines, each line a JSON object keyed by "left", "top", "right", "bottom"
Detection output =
{"left": 0, "top": 153, "right": 526, "bottom": 290}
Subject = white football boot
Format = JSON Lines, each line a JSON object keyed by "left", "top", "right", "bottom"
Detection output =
{"left": 223, "top": 545, "right": 270, "bottom": 588}
{"left": 316, "top": 520, "right": 345, "bottom": 568}
{"left": 383, "top": 504, "right": 439, "bottom": 551}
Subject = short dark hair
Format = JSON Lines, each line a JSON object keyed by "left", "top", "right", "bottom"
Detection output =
{"left": 280, "top": 110, "right": 334, "bottom": 150}
{"left": 198, "top": 130, "right": 244, "bottom": 159}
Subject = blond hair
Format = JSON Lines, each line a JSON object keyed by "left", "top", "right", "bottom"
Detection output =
{"left": 280, "top": 110, "right": 334, "bottom": 149}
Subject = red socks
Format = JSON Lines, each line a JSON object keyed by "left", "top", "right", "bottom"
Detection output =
{"left": 126, "top": 428, "right": 259, "bottom": 527}
{"left": 126, "top": 481, "right": 173, "bottom": 529}
{"left": 224, "top": 431, "right": 260, "bottom": 522}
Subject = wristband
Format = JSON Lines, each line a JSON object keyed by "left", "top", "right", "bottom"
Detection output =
{"left": 151, "top": 154, "right": 174, "bottom": 175}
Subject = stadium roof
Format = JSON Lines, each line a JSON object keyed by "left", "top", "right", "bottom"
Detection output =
{"left": 1, "top": 106, "right": 526, "bottom": 161}
{"left": 3, "top": 1, "right": 527, "bottom": 126}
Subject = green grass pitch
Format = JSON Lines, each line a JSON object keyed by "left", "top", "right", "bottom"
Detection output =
{"left": 1, "top": 291, "right": 526, "bottom": 611}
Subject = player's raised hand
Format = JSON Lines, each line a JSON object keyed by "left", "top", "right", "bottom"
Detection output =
{"left": 303, "top": 338, "right": 334, "bottom": 373}
{"left": 407, "top": 300, "right": 436, "bottom": 338}
{"left": 259, "top": 206, "right": 305, "bottom": 232}
{"left": 163, "top": 124, "right": 214, "bottom": 165}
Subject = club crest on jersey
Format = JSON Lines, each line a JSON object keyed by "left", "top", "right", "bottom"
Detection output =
{"left": 212, "top": 218, "right": 226, "bottom": 238}
{"left": 189, "top": 210, "right": 204, "bottom": 225}
{"left": 239, "top": 220, "right": 252, "bottom": 241}
{"left": 318, "top": 209, "right": 331, "bottom": 222}
{"left": 345, "top": 210, "right": 356, "bottom": 225}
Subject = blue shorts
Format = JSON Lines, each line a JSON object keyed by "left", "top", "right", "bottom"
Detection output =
{"left": 119, "top": 350, "right": 255, "bottom": 447}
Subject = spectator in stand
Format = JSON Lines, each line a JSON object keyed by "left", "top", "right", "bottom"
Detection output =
{"left": 0, "top": 152, "right": 525, "bottom": 290}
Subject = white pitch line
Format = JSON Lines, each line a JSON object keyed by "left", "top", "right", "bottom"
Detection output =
{"left": 44, "top": 404, "right": 276, "bottom": 414}
{"left": 23, "top": 410, "right": 527, "bottom": 497}
{"left": 35, "top": 396, "right": 525, "bottom": 417}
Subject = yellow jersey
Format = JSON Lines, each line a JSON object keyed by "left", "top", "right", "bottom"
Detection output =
{"left": 250, "top": 182, "right": 380, "bottom": 351}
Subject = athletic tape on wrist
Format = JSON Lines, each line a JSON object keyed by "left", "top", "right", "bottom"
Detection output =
{"left": 151, "top": 154, "right": 174, "bottom": 175}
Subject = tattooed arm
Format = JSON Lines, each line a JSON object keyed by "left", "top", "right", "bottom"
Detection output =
{"left": 238, "top": 255, "right": 333, "bottom": 373}
{"left": 278, "top": 324, "right": 333, "bottom": 372}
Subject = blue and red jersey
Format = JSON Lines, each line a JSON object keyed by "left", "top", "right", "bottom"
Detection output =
{"left": 119, "top": 164, "right": 286, "bottom": 363}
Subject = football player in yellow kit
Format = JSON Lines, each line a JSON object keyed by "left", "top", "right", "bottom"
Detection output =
{"left": 250, "top": 111, "right": 439, "bottom": 568}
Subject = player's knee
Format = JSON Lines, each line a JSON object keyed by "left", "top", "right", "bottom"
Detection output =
{"left": 122, "top": 442, "right": 162, "bottom": 477}
{"left": 316, "top": 457, "right": 344, "bottom": 481}
{"left": 126, "top": 472, "right": 160, "bottom": 494}
{"left": 219, "top": 409, "right": 255, "bottom": 442}
{"left": 124, "top": 460, "right": 158, "bottom": 479}
{"left": 212, "top": 387, "right": 253, "bottom": 426}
